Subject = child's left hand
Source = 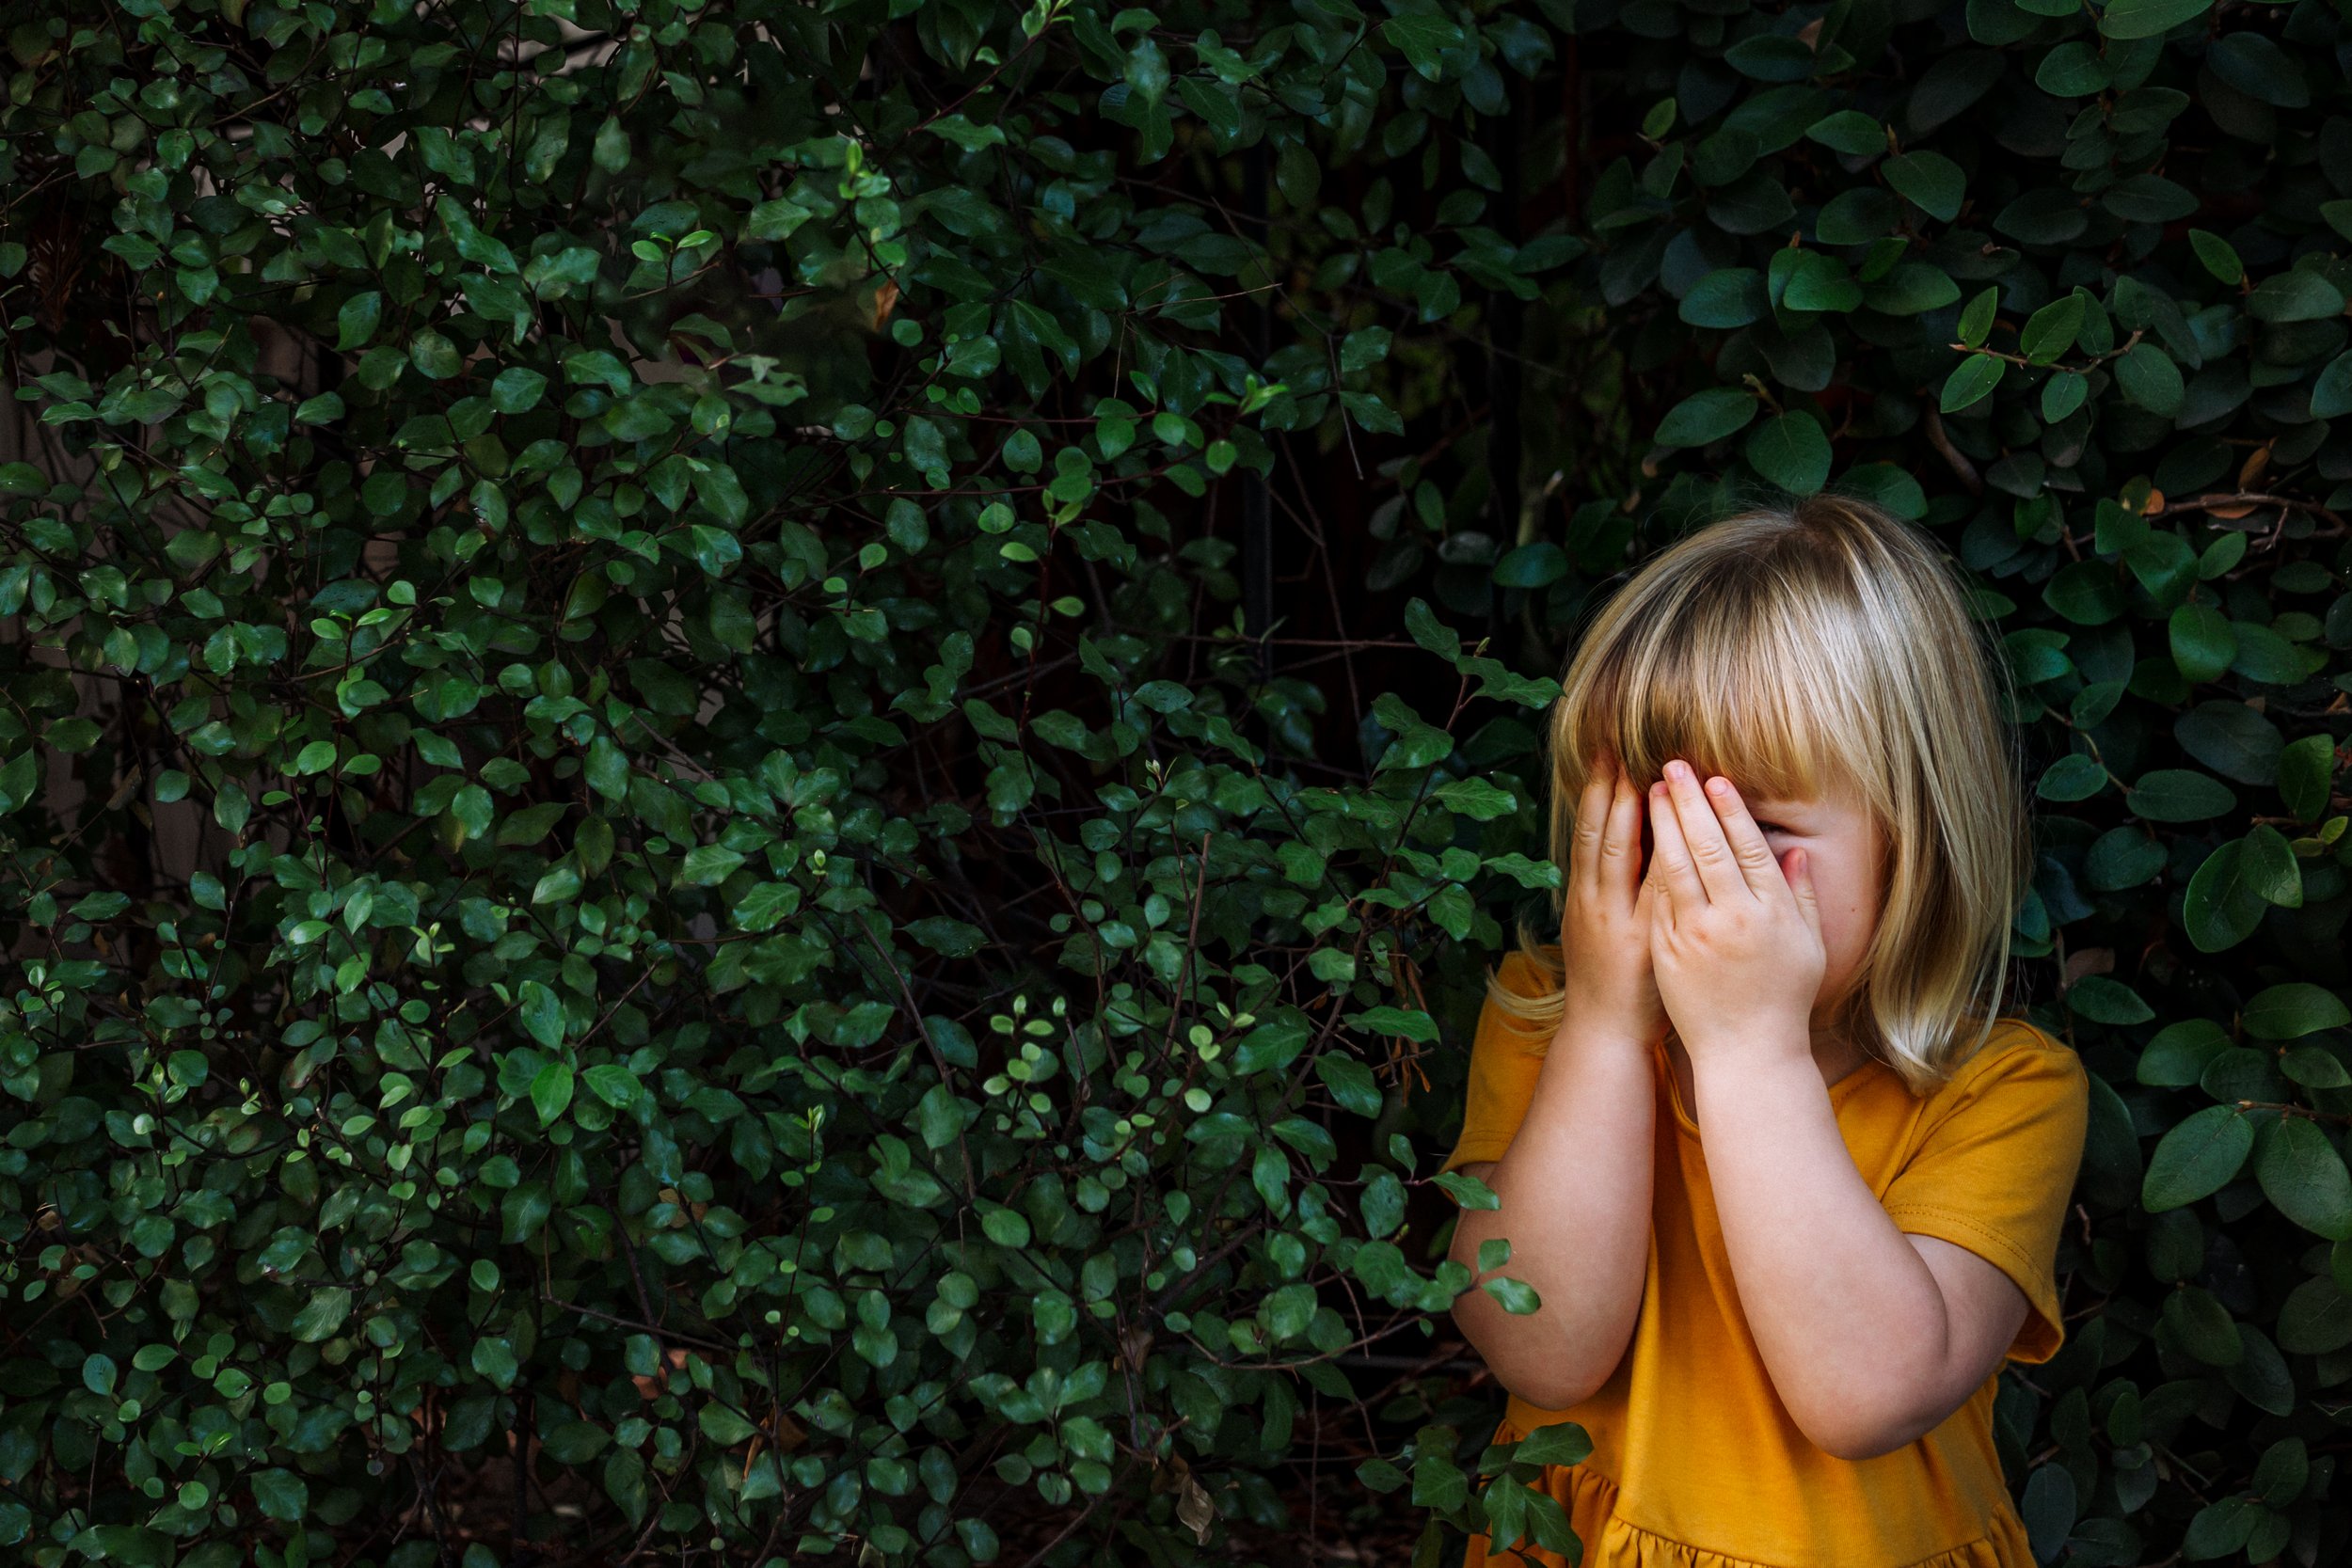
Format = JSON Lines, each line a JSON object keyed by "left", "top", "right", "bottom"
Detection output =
{"left": 1644, "top": 759, "right": 1826, "bottom": 1069}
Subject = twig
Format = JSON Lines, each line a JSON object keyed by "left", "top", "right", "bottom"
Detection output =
{"left": 2155, "top": 491, "right": 2348, "bottom": 537}
{"left": 1921, "top": 405, "right": 1980, "bottom": 495}
{"left": 538, "top": 1294, "right": 734, "bottom": 1356}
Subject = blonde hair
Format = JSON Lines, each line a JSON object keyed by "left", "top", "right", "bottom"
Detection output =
{"left": 1486, "top": 492, "right": 2033, "bottom": 1097}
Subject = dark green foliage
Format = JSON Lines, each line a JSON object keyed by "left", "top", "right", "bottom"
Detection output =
{"left": 0, "top": 0, "right": 2345, "bottom": 1565}
{"left": 0, "top": 2, "right": 1588, "bottom": 1564}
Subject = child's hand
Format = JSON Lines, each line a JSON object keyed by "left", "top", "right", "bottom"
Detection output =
{"left": 1556, "top": 753, "right": 1669, "bottom": 1052}
{"left": 1643, "top": 759, "right": 1825, "bottom": 1067}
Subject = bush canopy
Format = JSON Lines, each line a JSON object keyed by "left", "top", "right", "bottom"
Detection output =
{"left": 0, "top": 0, "right": 2347, "bottom": 1564}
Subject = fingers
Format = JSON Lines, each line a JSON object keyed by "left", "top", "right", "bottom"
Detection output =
{"left": 1645, "top": 777, "right": 1706, "bottom": 912}
{"left": 1568, "top": 759, "right": 1614, "bottom": 894}
{"left": 1600, "top": 763, "right": 1645, "bottom": 882}
{"left": 1696, "top": 772, "right": 1785, "bottom": 898}
{"left": 1784, "top": 844, "right": 1823, "bottom": 937}
{"left": 1659, "top": 760, "right": 1747, "bottom": 906}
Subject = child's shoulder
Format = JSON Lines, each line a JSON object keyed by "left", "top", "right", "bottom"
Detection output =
{"left": 1491, "top": 945, "right": 1560, "bottom": 997}
{"left": 1932, "top": 1013, "right": 2087, "bottom": 1101}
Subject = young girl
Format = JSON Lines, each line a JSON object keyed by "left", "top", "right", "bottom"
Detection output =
{"left": 1443, "top": 495, "right": 2090, "bottom": 1568}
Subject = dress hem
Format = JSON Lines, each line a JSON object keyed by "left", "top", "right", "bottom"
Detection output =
{"left": 1470, "top": 1420, "right": 2032, "bottom": 1568}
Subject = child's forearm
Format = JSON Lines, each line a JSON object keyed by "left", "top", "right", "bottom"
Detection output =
{"left": 1687, "top": 1042, "right": 1950, "bottom": 1458}
{"left": 1446, "top": 1022, "right": 1658, "bottom": 1412}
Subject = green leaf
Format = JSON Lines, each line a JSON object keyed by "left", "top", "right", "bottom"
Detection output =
{"left": 291, "top": 1286, "right": 355, "bottom": 1343}
{"left": 1361, "top": 1172, "right": 1406, "bottom": 1238}
{"left": 1837, "top": 463, "right": 1927, "bottom": 519}
{"left": 2098, "top": 0, "right": 2213, "bottom": 38}
{"left": 2041, "top": 372, "right": 2089, "bottom": 422}
{"left": 2019, "top": 1465, "right": 2076, "bottom": 1560}
{"left": 250, "top": 1469, "right": 309, "bottom": 1522}
{"left": 699, "top": 1403, "right": 760, "bottom": 1445}
{"left": 2179, "top": 1497, "right": 2261, "bottom": 1560}
{"left": 2169, "top": 603, "right": 2236, "bottom": 683}
{"left": 2310, "top": 351, "right": 2352, "bottom": 419}
{"left": 2035, "top": 41, "right": 2109, "bottom": 97}
{"left": 2188, "top": 229, "right": 2244, "bottom": 284}
{"left": 2038, "top": 754, "right": 2108, "bottom": 801}
{"left": 2241, "top": 825, "right": 2303, "bottom": 908}
{"left": 2279, "top": 1276, "right": 2352, "bottom": 1354}
{"left": 1494, "top": 543, "right": 1569, "bottom": 589}
{"left": 1804, "top": 110, "right": 1884, "bottom": 156}
{"left": 2067, "top": 974, "right": 2153, "bottom": 1024}
{"left": 1957, "top": 287, "right": 1999, "bottom": 349}
{"left": 579, "top": 1062, "right": 635, "bottom": 1109}
{"left": 2184, "top": 840, "right": 2270, "bottom": 952}
{"left": 2248, "top": 269, "right": 2344, "bottom": 324}
{"left": 1655, "top": 387, "right": 1758, "bottom": 447}
{"left": 1940, "top": 353, "right": 2005, "bottom": 414}
{"left": 2137, "top": 1020, "right": 2231, "bottom": 1086}
{"left": 1512, "top": 1420, "right": 1594, "bottom": 1466}
{"left": 2257, "top": 1117, "right": 2352, "bottom": 1240}
{"left": 2125, "top": 768, "right": 2237, "bottom": 822}
{"left": 540, "top": 1420, "right": 612, "bottom": 1465}
{"left": 2142, "top": 1104, "right": 2255, "bottom": 1211}
{"left": 2163, "top": 1285, "right": 2243, "bottom": 1365}
{"left": 2043, "top": 560, "right": 2123, "bottom": 625}
{"left": 1883, "top": 151, "right": 1965, "bottom": 221}
{"left": 2279, "top": 734, "right": 2337, "bottom": 822}
{"left": 491, "top": 367, "right": 548, "bottom": 414}
{"left": 1680, "top": 268, "right": 1767, "bottom": 329}
{"left": 1863, "top": 263, "right": 1960, "bottom": 315}
{"left": 531, "top": 1061, "right": 576, "bottom": 1126}
{"left": 1315, "top": 1054, "right": 1385, "bottom": 1117}
{"left": 2019, "top": 295, "right": 2085, "bottom": 363}
{"left": 1379, "top": 15, "right": 1467, "bottom": 80}
{"left": 336, "top": 291, "right": 382, "bottom": 351}
{"left": 1481, "top": 1275, "right": 1541, "bottom": 1313}
{"left": 1743, "top": 413, "right": 1832, "bottom": 494}
{"left": 2243, "top": 983, "right": 2352, "bottom": 1040}
{"left": 518, "top": 980, "right": 566, "bottom": 1049}
{"left": 1433, "top": 1170, "right": 1499, "bottom": 1211}
{"left": 2114, "top": 344, "right": 2184, "bottom": 417}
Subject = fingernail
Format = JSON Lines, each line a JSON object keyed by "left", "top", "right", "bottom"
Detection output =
{"left": 1667, "top": 760, "right": 1689, "bottom": 781}
{"left": 1706, "top": 777, "right": 1730, "bottom": 797}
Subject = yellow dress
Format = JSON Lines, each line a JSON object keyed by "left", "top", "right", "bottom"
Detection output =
{"left": 1443, "top": 952, "right": 2091, "bottom": 1568}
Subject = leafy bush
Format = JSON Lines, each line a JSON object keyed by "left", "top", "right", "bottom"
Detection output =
{"left": 0, "top": 0, "right": 2346, "bottom": 1565}
{"left": 0, "top": 1, "right": 1577, "bottom": 1564}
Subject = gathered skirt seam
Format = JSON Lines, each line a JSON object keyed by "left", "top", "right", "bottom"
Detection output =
{"left": 1542, "top": 1461, "right": 2009, "bottom": 1568}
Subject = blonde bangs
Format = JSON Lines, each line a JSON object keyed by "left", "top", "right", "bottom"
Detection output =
{"left": 1565, "top": 565, "right": 1884, "bottom": 818}
{"left": 1486, "top": 494, "right": 2032, "bottom": 1098}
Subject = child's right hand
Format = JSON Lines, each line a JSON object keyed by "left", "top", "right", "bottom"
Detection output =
{"left": 1555, "top": 753, "right": 1669, "bottom": 1052}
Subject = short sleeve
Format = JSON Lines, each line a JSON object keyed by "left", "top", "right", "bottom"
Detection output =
{"left": 1439, "top": 951, "right": 1554, "bottom": 1175}
{"left": 1880, "top": 1022, "right": 2090, "bottom": 1366}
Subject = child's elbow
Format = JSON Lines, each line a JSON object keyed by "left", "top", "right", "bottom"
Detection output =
{"left": 1808, "top": 1422, "right": 1899, "bottom": 1463}
{"left": 1448, "top": 1303, "right": 1606, "bottom": 1412}
{"left": 1803, "top": 1404, "right": 1929, "bottom": 1462}
{"left": 1502, "top": 1366, "right": 1602, "bottom": 1413}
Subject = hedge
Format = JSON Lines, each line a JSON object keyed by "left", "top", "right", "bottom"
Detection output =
{"left": 0, "top": 0, "right": 2345, "bottom": 1564}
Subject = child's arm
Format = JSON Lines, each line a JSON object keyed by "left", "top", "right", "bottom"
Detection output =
{"left": 1446, "top": 1020, "right": 1659, "bottom": 1412}
{"left": 1636, "top": 762, "right": 2064, "bottom": 1460}
{"left": 1448, "top": 756, "right": 1665, "bottom": 1411}
{"left": 1690, "top": 1047, "right": 2032, "bottom": 1460}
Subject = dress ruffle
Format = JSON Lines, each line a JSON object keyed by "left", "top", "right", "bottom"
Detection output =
{"left": 1464, "top": 1424, "right": 2037, "bottom": 1568}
